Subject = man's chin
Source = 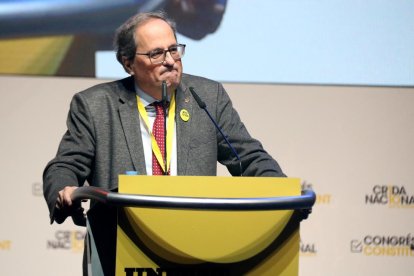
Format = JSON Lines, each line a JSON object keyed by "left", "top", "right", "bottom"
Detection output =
{"left": 164, "top": 75, "right": 181, "bottom": 88}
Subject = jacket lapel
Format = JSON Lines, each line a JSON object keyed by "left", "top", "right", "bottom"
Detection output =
{"left": 175, "top": 82, "right": 194, "bottom": 175}
{"left": 116, "top": 77, "right": 194, "bottom": 176}
{"left": 117, "top": 77, "right": 147, "bottom": 175}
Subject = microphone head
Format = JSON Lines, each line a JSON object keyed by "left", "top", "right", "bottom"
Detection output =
{"left": 189, "top": 87, "right": 207, "bottom": 109}
{"left": 162, "top": 80, "right": 168, "bottom": 104}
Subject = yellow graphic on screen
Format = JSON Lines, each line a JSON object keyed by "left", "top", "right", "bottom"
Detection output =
{"left": 0, "top": 36, "right": 73, "bottom": 75}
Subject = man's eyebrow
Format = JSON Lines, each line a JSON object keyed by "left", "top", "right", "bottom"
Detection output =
{"left": 153, "top": 44, "right": 179, "bottom": 50}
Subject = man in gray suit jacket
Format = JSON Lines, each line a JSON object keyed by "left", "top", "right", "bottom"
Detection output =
{"left": 43, "top": 11, "right": 285, "bottom": 275}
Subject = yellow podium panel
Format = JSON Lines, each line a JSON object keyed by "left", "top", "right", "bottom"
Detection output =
{"left": 115, "top": 176, "right": 301, "bottom": 275}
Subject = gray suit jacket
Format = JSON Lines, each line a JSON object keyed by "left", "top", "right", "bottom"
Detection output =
{"left": 43, "top": 73, "right": 284, "bottom": 274}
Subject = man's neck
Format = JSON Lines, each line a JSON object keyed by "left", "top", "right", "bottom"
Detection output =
{"left": 137, "top": 81, "right": 176, "bottom": 101}
{"left": 135, "top": 83, "right": 174, "bottom": 104}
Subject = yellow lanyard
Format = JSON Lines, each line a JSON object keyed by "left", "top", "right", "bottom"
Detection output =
{"left": 136, "top": 92, "right": 176, "bottom": 173}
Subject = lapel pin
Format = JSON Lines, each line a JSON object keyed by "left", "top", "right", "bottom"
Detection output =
{"left": 184, "top": 97, "right": 190, "bottom": 103}
{"left": 180, "top": 109, "right": 190, "bottom": 122}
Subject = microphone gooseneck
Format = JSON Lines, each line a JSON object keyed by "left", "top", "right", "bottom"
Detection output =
{"left": 189, "top": 87, "right": 243, "bottom": 176}
{"left": 161, "top": 81, "right": 168, "bottom": 175}
{"left": 189, "top": 89, "right": 206, "bottom": 108}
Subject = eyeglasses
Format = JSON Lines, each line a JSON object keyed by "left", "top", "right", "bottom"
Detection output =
{"left": 136, "top": 44, "right": 186, "bottom": 64}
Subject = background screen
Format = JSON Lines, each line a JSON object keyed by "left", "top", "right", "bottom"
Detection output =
{"left": 1, "top": 0, "right": 413, "bottom": 86}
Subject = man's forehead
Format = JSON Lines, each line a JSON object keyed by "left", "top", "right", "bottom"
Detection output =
{"left": 136, "top": 18, "right": 173, "bottom": 36}
{"left": 135, "top": 19, "right": 176, "bottom": 49}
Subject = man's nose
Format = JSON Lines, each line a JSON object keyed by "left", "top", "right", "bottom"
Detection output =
{"left": 163, "top": 51, "right": 175, "bottom": 66}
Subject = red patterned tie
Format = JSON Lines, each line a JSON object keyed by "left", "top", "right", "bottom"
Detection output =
{"left": 152, "top": 102, "right": 168, "bottom": 175}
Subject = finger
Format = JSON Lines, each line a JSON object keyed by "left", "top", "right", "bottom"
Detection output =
{"left": 62, "top": 186, "right": 75, "bottom": 206}
{"left": 57, "top": 186, "right": 77, "bottom": 207}
{"left": 56, "top": 191, "right": 64, "bottom": 208}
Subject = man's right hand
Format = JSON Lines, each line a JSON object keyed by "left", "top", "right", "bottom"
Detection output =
{"left": 56, "top": 186, "right": 78, "bottom": 209}
{"left": 54, "top": 186, "right": 86, "bottom": 226}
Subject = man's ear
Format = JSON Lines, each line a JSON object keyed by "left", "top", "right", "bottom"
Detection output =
{"left": 122, "top": 57, "right": 134, "bottom": 75}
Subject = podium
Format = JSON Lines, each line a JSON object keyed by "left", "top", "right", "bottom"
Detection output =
{"left": 73, "top": 176, "right": 315, "bottom": 276}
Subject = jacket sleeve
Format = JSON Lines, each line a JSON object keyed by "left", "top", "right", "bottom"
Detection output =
{"left": 43, "top": 92, "right": 96, "bottom": 223}
{"left": 214, "top": 83, "right": 286, "bottom": 177}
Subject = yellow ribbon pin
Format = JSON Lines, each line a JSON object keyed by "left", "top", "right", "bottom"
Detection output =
{"left": 180, "top": 109, "right": 190, "bottom": 122}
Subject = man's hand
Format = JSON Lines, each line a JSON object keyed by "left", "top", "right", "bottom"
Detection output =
{"left": 56, "top": 186, "right": 78, "bottom": 209}
{"left": 54, "top": 186, "right": 86, "bottom": 226}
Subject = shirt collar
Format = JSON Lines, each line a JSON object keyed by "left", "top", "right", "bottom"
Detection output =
{"left": 135, "top": 83, "right": 157, "bottom": 107}
{"left": 134, "top": 83, "right": 172, "bottom": 107}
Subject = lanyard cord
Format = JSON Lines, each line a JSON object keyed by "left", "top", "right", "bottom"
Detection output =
{"left": 136, "top": 92, "right": 176, "bottom": 173}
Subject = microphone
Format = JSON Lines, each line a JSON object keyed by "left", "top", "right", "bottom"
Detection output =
{"left": 189, "top": 87, "right": 243, "bottom": 176}
{"left": 162, "top": 80, "right": 168, "bottom": 107}
{"left": 161, "top": 81, "right": 168, "bottom": 175}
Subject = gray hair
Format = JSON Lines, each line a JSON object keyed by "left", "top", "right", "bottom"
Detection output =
{"left": 114, "top": 11, "right": 177, "bottom": 71}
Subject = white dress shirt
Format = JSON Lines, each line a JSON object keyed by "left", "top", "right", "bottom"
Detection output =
{"left": 135, "top": 85, "right": 177, "bottom": 175}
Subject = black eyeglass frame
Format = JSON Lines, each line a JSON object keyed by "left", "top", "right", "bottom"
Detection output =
{"left": 136, "top": 44, "right": 186, "bottom": 64}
